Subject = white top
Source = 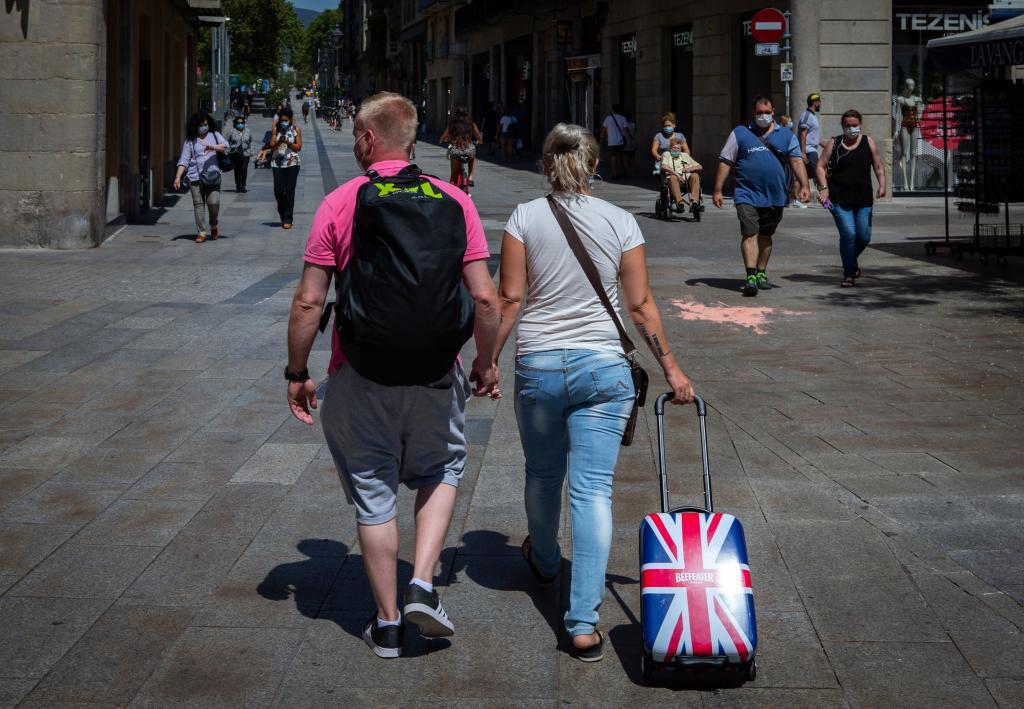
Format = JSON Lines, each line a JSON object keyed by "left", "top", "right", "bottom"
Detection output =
{"left": 602, "top": 113, "right": 629, "bottom": 146}
{"left": 499, "top": 115, "right": 517, "bottom": 133}
{"left": 504, "top": 194, "right": 645, "bottom": 356}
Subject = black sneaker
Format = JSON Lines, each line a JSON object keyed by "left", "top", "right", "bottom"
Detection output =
{"left": 362, "top": 615, "right": 403, "bottom": 659}
{"left": 403, "top": 584, "right": 455, "bottom": 638}
{"left": 742, "top": 275, "right": 759, "bottom": 297}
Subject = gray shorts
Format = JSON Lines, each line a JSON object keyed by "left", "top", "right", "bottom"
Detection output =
{"left": 321, "top": 362, "right": 471, "bottom": 525}
{"left": 736, "top": 204, "right": 784, "bottom": 237}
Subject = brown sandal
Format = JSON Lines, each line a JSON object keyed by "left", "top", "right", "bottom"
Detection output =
{"left": 841, "top": 277, "right": 855, "bottom": 288}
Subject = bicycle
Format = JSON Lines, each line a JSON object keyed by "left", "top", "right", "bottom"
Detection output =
{"left": 451, "top": 151, "right": 471, "bottom": 196}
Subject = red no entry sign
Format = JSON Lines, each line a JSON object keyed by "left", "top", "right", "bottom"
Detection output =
{"left": 751, "top": 8, "right": 787, "bottom": 44}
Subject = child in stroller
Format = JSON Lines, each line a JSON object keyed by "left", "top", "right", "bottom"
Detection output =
{"left": 656, "top": 135, "right": 704, "bottom": 221}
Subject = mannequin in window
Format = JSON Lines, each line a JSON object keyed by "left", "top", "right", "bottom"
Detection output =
{"left": 893, "top": 78, "right": 923, "bottom": 190}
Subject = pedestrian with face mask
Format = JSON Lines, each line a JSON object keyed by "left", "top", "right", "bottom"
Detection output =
{"left": 797, "top": 93, "right": 824, "bottom": 208}
{"left": 227, "top": 114, "right": 253, "bottom": 193}
{"left": 270, "top": 105, "right": 302, "bottom": 229}
{"left": 816, "top": 109, "right": 887, "bottom": 287}
{"left": 173, "top": 112, "right": 229, "bottom": 243}
{"left": 713, "top": 96, "right": 810, "bottom": 296}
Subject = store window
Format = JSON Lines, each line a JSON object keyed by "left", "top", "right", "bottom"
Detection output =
{"left": 671, "top": 25, "right": 695, "bottom": 145}
{"left": 892, "top": 3, "right": 1001, "bottom": 192}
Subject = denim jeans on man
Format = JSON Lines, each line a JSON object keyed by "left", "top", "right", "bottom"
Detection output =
{"left": 830, "top": 203, "right": 872, "bottom": 277}
{"left": 514, "top": 349, "right": 634, "bottom": 637}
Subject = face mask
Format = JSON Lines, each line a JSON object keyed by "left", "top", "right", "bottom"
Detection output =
{"left": 670, "top": 150, "right": 681, "bottom": 158}
{"left": 235, "top": 122, "right": 245, "bottom": 130}
{"left": 198, "top": 125, "right": 209, "bottom": 136}
{"left": 844, "top": 126, "right": 861, "bottom": 138}
{"left": 279, "top": 120, "right": 290, "bottom": 129}
{"left": 353, "top": 131, "right": 371, "bottom": 167}
{"left": 662, "top": 126, "right": 675, "bottom": 135}
{"left": 755, "top": 113, "right": 773, "bottom": 129}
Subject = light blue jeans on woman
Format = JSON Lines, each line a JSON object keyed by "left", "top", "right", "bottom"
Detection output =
{"left": 514, "top": 349, "right": 635, "bottom": 637}
{"left": 830, "top": 203, "right": 873, "bottom": 278}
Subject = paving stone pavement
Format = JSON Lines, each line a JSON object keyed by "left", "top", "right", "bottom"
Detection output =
{"left": 0, "top": 111, "right": 1023, "bottom": 708}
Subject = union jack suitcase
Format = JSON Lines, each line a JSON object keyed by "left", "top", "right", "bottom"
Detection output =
{"left": 639, "top": 394, "right": 757, "bottom": 684}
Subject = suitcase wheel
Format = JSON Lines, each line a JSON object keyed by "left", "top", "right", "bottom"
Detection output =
{"left": 641, "top": 653, "right": 653, "bottom": 684}
{"left": 746, "top": 658, "right": 757, "bottom": 682}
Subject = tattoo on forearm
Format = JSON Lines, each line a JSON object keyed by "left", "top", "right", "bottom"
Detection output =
{"left": 638, "top": 323, "right": 670, "bottom": 358}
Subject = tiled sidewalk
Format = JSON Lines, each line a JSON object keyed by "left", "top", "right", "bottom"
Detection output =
{"left": 0, "top": 112, "right": 1022, "bottom": 707}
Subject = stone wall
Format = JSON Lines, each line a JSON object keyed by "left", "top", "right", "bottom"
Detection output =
{"left": 0, "top": 0, "right": 107, "bottom": 248}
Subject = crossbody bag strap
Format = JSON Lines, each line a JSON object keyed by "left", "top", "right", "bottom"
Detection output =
{"left": 545, "top": 195, "right": 637, "bottom": 355}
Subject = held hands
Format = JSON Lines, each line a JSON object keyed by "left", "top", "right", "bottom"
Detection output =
{"left": 469, "top": 358, "right": 501, "bottom": 399}
{"left": 665, "top": 366, "right": 696, "bottom": 405}
{"left": 287, "top": 378, "right": 318, "bottom": 425}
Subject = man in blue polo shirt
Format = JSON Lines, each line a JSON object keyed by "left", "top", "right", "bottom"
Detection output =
{"left": 713, "top": 95, "right": 810, "bottom": 296}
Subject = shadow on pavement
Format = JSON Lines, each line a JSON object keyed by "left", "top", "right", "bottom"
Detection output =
{"left": 685, "top": 277, "right": 744, "bottom": 293}
{"left": 446, "top": 530, "right": 564, "bottom": 645}
{"left": 786, "top": 260, "right": 1024, "bottom": 317}
{"left": 257, "top": 539, "right": 431, "bottom": 658}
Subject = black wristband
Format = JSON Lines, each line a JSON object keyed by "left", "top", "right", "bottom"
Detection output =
{"left": 284, "top": 367, "right": 310, "bottom": 382}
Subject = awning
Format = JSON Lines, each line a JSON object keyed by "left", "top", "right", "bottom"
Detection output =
{"left": 927, "top": 13, "right": 1024, "bottom": 71}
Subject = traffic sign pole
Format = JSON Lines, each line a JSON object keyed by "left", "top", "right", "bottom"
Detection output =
{"left": 784, "top": 10, "right": 792, "bottom": 120}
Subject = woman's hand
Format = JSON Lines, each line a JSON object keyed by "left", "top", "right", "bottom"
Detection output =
{"left": 817, "top": 187, "right": 830, "bottom": 205}
{"left": 665, "top": 365, "right": 695, "bottom": 405}
{"left": 876, "top": 185, "right": 886, "bottom": 199}
{"left": 173, "top": 176, "right": 182, "bottom": 191}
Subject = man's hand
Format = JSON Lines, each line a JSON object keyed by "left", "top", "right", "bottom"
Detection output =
{"left": 287, "top": 378, "right": 318, "bottom": 425}
{"left": 665, "top": 366, "right": 696, "bottom": 405}
{"left": 798, "top": 185, "right": 811, "bottom": 203}
{"left": 469, "top": 358, "right": 500, "bottom": 399}
{"left": 712, "top": 191, "right": 724, "bottom": 209}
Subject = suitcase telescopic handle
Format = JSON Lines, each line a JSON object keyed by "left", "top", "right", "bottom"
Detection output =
{"left": 654, "top": 393, "right": 712, "bottom": 515}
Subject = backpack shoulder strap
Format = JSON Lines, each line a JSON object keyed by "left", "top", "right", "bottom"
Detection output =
{"left": 545, "top": 195, "right": 636, "bottom": 355}
{"left": 365, "top": 169, "right": 381, "bottom": 180}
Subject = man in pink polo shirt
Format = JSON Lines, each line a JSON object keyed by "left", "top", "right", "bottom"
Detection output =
{"left": 285, "top": 92, "right": 499, "bottom": 659}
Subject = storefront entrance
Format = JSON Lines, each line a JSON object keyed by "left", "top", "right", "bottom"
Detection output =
{"left": 670, "top": 25, "right": 695, "bottom": 145}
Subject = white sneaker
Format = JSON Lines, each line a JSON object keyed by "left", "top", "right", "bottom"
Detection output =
{"left": 790, "top": 200, "right": 808, "bottom": 209}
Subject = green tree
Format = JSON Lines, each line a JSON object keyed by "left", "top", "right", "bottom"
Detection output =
{"left": 221, "top": 0, "right": 304, "bottom": 82}
{"left": 297, "top": 9, "right": 342, "bottom": 86}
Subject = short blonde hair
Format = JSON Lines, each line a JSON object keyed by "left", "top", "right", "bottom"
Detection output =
{"left": 542, "top": 123, "right": 598, "bottom": 194}
{"left": 669, "top": 135, "right": 686, "bottom": 148}
{"left": 355, "top": 92, "right": 418, "bottom": 149}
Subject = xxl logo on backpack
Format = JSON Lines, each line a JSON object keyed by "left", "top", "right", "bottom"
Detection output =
{"left": 335, "top": 165, "right": 475, "bottom": 386}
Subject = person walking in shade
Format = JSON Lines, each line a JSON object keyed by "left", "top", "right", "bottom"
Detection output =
{"left": 816, "top": 109, "right": 886, "bottom": 287}
{"left": 173, "top": 112, "right": 228, "bottom": 243}
{"left": 797, "top": 92, "right": 824, "bottom": 208}
{"left": 492, "top": 123, "right": 696, "bottom": 663}
{"left": 227, "top": 114, "right": 253, "bottom": 193}
{"left": 270, "top": 105, "right": 302, "bottom": 229}
{"left": 712, "top": 95, "right": 810, "bottom": 296}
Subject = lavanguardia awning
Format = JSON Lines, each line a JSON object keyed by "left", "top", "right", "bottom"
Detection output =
{"left": 927, "top": 13, "right": 1024, "bottom": 71}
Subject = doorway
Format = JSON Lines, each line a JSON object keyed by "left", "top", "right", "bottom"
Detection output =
{"left": 671, "top": 25, "right": 695, "bottom": 145}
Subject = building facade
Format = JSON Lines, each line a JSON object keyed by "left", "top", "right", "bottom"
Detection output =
{"left": 352, "top": 0, "right": 1023, "bottom": 197}
{"left": 0, "top": 0, "right": 221, "bottom": 249}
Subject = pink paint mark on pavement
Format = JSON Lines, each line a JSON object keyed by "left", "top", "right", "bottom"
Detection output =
{"left": 669, "top": 298, "right": 806, "bottom": 335}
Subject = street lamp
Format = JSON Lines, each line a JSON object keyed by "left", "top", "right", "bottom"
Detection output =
{"left": 330, "top": 23, "right": 343, "bottom": 104}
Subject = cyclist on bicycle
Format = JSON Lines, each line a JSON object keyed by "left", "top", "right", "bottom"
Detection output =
{"left": 440, "top": 106, "right": 482, "bottom": 188}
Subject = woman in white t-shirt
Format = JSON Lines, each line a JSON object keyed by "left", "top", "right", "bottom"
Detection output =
{"left": 493, "top": 123, "right": 696, "bottom": 662}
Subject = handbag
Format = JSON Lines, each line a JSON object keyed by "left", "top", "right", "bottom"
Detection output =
{"left": 191, "top": 139, "right": 223, "bottom": 188}
{"left": 215, "top": 132, "right": 234, "bottom": 173}
{"left": 546, "top": 195, "right": 649, "bottom": 446}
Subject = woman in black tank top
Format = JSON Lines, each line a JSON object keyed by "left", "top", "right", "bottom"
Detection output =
{"left": 816, "top": 109, "right": 887, "bottom": 287}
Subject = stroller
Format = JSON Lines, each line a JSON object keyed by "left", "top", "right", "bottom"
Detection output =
{"left": 253, "top": 130, "right": 272, "bottom": 169}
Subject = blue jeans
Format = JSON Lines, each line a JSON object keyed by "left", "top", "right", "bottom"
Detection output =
{"left": 514, "top": 349, "right": 635, "bottom": 636}
{"left": 831, "top": 203, "right": 872, "bottom": 278}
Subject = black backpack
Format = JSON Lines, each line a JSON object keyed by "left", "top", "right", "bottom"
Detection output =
{"left": 335, "top": 165, "right": 475, "bottom": 386}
